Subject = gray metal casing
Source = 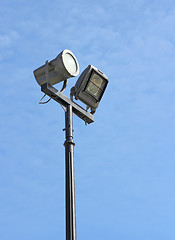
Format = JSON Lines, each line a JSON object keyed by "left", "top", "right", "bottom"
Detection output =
{"left": 33, "top": 49, "right": 79, "bottom": 86}
{"left": 73, "top": 65, "right": 108, "bottom": 110}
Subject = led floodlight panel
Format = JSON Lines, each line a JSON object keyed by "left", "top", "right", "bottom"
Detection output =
{"left": 74, "top": 65, "right": 108, "bottom": 110}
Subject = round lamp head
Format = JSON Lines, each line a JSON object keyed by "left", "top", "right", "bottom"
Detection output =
{"left": 33, "top": 49, "right": 80, "bottom": 86}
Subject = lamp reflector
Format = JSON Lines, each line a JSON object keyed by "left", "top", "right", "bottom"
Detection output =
{"left": 85, "top": 72, "right": 106, "bottom": 100}
{"left": 63, "top": 52, "right": 78, "bottom": 75}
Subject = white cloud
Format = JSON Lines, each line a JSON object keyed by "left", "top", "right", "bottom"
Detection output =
{"left": 0, "top": 31, "right": 20, "bottom": 48}
{"left": 0, "top": 31, "right": 20, "bottom": 61}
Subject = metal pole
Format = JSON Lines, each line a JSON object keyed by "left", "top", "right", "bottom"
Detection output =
{"left": 64, "top": 104, "right": 76, "bottom": 240}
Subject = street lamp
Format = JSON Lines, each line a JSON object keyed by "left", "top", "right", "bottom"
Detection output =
{"left": 33, "top": 49, "right": 108, "bottom": 240}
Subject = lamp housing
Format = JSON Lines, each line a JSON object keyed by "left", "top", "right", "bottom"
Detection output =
{"left": 72, "top": 65, "right": 108, "bottom": 112}
{"left": 33, "top": 49, "right": 79, "bottom": 86}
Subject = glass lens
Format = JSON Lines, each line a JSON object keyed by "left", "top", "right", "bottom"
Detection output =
{"left": 64, "top": 53, "right": 77, "bottom": 74}
{"left": 86, "top": 82, "right": 102, "bottom": 99}
{"left": 90, "top": 73, "right": 106, "bottom": 89}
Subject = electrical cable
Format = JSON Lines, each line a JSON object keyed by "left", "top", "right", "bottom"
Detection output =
{"left": 39, "top": 94, "right": 51, "bottom": 104}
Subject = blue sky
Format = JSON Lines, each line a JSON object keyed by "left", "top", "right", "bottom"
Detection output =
{"left": 1, "top": 0, "right": 175, "bottom": 239}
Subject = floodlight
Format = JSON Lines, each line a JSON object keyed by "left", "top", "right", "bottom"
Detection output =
{"left": 71, "top": 65, "right": 108, "bottom": 113}
{"left": 33, "top": 49, "right": 79, "bottom": 86}
{"left": 34, "top": 49, "right": 109, "bottom": 240}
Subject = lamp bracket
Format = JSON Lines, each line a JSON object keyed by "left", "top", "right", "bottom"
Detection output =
{"left": 41, "top": 83, "right": 94, "bottom": 124}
